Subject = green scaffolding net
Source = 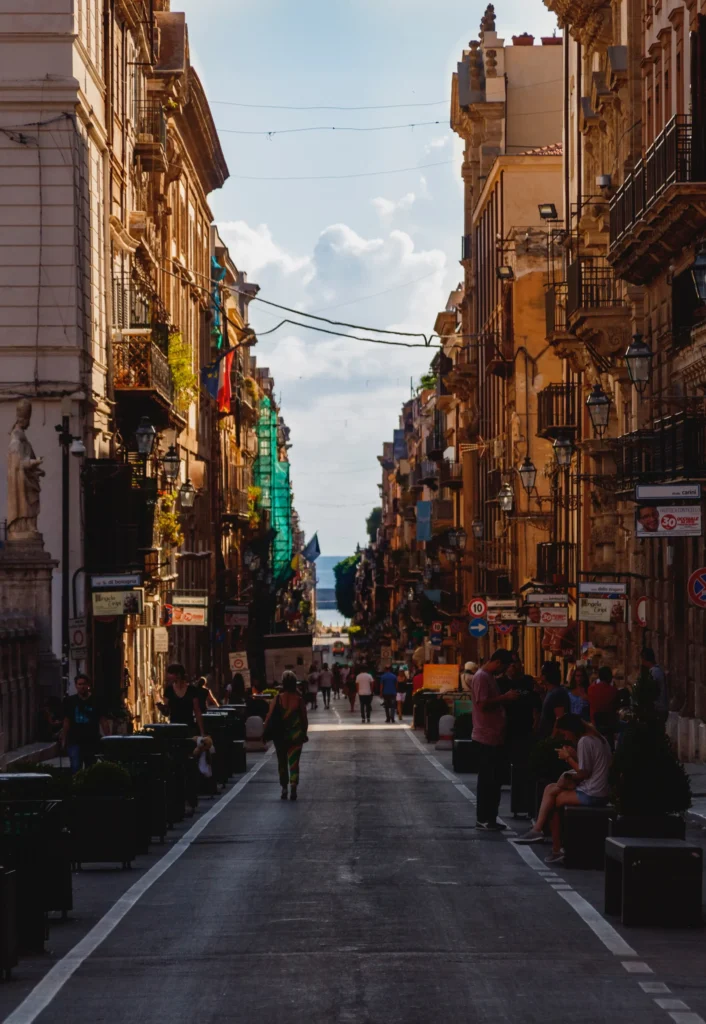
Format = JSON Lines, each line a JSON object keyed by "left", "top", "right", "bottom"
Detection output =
{"left": 254, "top": 395, "right": 293, "bottom": 583}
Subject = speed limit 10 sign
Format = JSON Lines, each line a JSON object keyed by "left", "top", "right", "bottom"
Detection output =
{"left": 468, "top": 598, "right": 487, "bottom": 618}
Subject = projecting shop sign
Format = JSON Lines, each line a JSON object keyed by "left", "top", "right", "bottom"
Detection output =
{"left": 635, "top": 505, "right": 702, "bottom": 537}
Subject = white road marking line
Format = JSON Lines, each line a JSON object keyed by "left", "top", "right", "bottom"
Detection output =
{"left": 551, "top": 884, "right": 573, "bottom": 890}
{"left": 622, "top": 961, "right": 653, "bottom": 973}
{"left": 454, "top": 783, "right": 476, "bottom": 802}
{"left": 641, "top": 983, "right": 671, "bottom": 994}
{"left": 405, "top": 728, "right": 640, "bottom": 960}
{"left": 3, "top": 752, "right": 274, "bottom": 1024}
{"left": 668, "top": 1014, "right": 706, "bottom": 1024}
{"left": 656, "top": 1001, "right": 690, "bottom": 1012}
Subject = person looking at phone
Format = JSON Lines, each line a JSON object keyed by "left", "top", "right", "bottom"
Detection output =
{"left": 514, "top": 714, "right": 612, "bottom": 863}
{"left": 470, "top": 650, "right": 520, "bottom": 831}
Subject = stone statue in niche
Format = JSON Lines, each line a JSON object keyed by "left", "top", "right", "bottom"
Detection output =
{"left": 7, "top": 399, "right": 44, "bottom": 541}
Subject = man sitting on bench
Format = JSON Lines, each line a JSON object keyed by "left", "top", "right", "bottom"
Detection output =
{"left": 514, "top": 714, "right": 612, "bottom": 864}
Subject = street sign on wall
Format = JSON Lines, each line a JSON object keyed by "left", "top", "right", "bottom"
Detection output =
{"left": 687, "top": 567, "right": 706, "bottom": 609}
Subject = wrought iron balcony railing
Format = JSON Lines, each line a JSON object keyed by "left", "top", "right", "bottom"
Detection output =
{"left": 135, "top": 101, "right": 167, "bottom": 147}
{"left": 615, "top": 412, "right": 706, "bottom": 485}
{"left": 425, "top": 431, "right": 446, "bottom": 460}
{"left": 545, "top": 282, "right": 568, "bottom": 337}
{"left": 536, "top": 541, "right": 577, "bottom": 586}
{"left": 537, "top": 383, "right": 578, "bottom": 439}
{"left": 113, "top": 336, "right": 172, "bottom": 402}
{"left": 566, "top": 257, "right": 623, "bottom": 319}
{"left": 431, "top": 498, "right": 454, "bottom": 525}
{"left": 419, "top": 459, "right": 439, "bottom": 484}
{"left": 440, "top": 461, "right": 463, "bottom": 488}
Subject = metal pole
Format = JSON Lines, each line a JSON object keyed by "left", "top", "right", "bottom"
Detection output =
{"left": 61, "top": 414, "right": 70, "bottom": 696}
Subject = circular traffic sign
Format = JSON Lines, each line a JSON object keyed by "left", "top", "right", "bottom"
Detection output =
{"left": 468, "top": 617, "right": 489, "bottom": 638}
{"left": 494, "top": 623, "right": 514, "bottom": 636}
{"left": 468, "top": 598, "right": 487, "bottom": 618}
{"left": 688, "top": 567, "right": 706, "bottom": 608}
{"left": 636, "top": 596, "right": 647, "bottom": 627}
{"left": 431, "top": 621, "right": 443, "bottom": 634}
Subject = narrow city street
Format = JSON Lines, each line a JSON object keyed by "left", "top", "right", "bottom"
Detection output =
{"left": 3, "top": 719, "right": 706, "bottom": 1024}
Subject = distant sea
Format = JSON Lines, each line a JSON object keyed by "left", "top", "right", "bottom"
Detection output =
{"left": 315, "top": 556, "right": 348, "bottom": 630}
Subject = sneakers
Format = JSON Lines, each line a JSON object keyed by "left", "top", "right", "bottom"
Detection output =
{"left": 513, "top": 828, "right": 545, "bottom": 844}
{"left": 280, "top": 787, "right": 288, "bottom": 800}
{"left": 544, "top": 850, "right": 565, "bottom": 865}
{"left": 475, "top": 820, "right": 508, "bottom": 831}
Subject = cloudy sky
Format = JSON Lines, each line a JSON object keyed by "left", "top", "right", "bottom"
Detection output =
{"left": 178, "top": 0, "right": 557, "bottom": 558}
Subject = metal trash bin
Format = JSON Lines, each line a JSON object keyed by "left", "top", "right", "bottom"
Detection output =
{"left": 142, "top": 723, "right": 192, "bottom": 824}
{"left": 202, "top": 713, "right": 231, "bottom": 786}
{"left": 214, "top": 707, "right": 247, "bottom": 774}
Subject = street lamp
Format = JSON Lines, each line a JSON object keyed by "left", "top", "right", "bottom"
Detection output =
{"left": 538, "top": 203, "right": 558, "bottom": 220}
{"left": 455, "top": 527, "right": 467, "bottom": 552}
{"left": 498, "top": 482, "right": 514, "bottom": 512}
{"left": 553, "top": 434, "right": 574, "bottom": 468}
{"left": 162, "top": 444, "right": 181, "bottom": 483}
{"left": 691, "top": 246, "right": 706, "bottom": 301}
{"left": 624, "top": 333, "right": 653, "bottom": 394}
{"left": 179, "top": 480, "right": 196, "bottom": 509}
{"left": 518, "top": 456, "right": 537, "bottom": 494}
{"left": 135, "top": 416, "right": 157, "bottom": 457}
{"left": 586, "top": 383, "right": 611, "bottom": 438}
{"left": 472, "top": 518, "right": 484, "bottom": 540}
{"left": 496, "top": 265, "right": 514, "bottom": 281}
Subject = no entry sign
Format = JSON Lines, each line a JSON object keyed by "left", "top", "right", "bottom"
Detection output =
{"left": 688, "top": 567, "right": 706, "bottom": 608}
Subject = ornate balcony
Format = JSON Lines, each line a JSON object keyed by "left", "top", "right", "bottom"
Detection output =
{"left": 134, "top": 101, "right": 167, "bottom": 173}
{"left": 419, "top": 459, "right": 439, "bottom": 485}
{"left": 536, "top": 541, "right": 577, "bottom": 586}
{"left": 614, "top": 412, "right": 706, "bottom": 486}
{"left": 431, "top": 498, "right": 454, "bottom": 529}
{"left": 609, "top": 116, "right": 706, "bottom": 284}
{"left": 565, "top": 256, "right": 630, "bottom": 360}
{"left": 537, "top": 383, "right": 578, "bottom": 439}
{"left": 439, "top": 460, "right": 463, "bottom": 489}
{"left": 425, "top": 430, "right": 446, "bottom": 461}
{"left": 113, "top": 334, "right": 172, "bottom": 405}
{"left": 484, "top": 331, "right": 513, "bottom": 378}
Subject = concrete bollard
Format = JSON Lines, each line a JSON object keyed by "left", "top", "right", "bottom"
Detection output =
{"left": 245, "top": 716, "right": 269, "bottom": 752}
{"left": 435, "top": 714, "right": 455, "bottom": 751}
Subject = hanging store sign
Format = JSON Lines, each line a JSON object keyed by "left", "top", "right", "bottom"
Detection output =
{"left": 229, "top": 651, "right": 248, "bottom": 673}
{"left": 69, "top": 616, "right": 87, "bottom": 660}
{"left": 92, "top": 589, "right": 144, "bottom": 616}
{"left": 578, "top": 582, "right": 627, "bottom": 596}
{"left": 172, "top": 593, "right": 209, "bottom": 607}
{"left": 91, "top": 573, "right": 142, "bottom": 590}
{"left": 635, "top": 505, "right": 702, "bottom": 537}
{"left": 526, "top": 593, "right": 569, "bottom": 604}
{"left": 171, "top": 605, "right": 207, "bottom": 627}
{"left": 635, "top": 483, "right": 701, "bottom": 501}
{"left": 486, "top": 599, "right": 518, "bottom": 608}
{"left": 526, "top": 606, "right": 569, "bottom": 628}
{"left": 224, "top": 604, "right": 249, "bottom": 628}
{"left": 578, "top": 597, "right": 626, "bottom": 623}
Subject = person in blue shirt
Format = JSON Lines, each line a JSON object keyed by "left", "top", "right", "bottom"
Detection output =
{"left": 380, "top": 667, "right": 399, "bottom": 723}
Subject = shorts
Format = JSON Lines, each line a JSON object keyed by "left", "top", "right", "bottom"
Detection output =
{"left": 576, "top": 790, "right": 609, "bottom": 807}
{"left": 396, "top": 693, "right": 405, "bottom": 702}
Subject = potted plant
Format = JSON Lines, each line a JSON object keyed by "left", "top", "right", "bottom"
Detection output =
{"left": 610, "top": 672, "right": 691, "bottom": 838}
{"left": 69, "top": 761, "right": 138, "bottom": 869}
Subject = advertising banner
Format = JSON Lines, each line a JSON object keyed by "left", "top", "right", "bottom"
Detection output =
{"left": 635, "top": 505, "right": 702, "bottom": 537}
{"left": 422, "top": 663, "right": 459, "bottom": 691}
{"left": 526, "top": 606, "right": 569, "bottom": 628}
{"left": 578, "top": 597, "right": 626, "bottom": 623}
{"left": 416, "top": 501, "right": 432, "bottom": 542}
{"left": 171, "top": 605, "right": 208, "bottom": 627}
{"left": 224, "top": 604, "right": 249, "bottom": 627}
{"left": 92, "top": 589, "right": 144, "bottom": 616}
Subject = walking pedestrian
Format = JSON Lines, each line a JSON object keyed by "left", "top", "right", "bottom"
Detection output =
{"left": 461, "top": 662, "right": 478, "bottom": 692}
{"left": 264, "top": 670, "right": 308, "bottom": 801}
{"left": 469, "top": 650, "right": 519, "bottom": 830}
{"left": 229, "top": 672, "right": 247, "bottom": 703}
{"left": 306, "top": 664, "right": 320, "bottom": 710}
{"left": 319, "top": 663, "right": 333, "bottom": 709}
{"left": 346, "top": 666, "right": 358, "bottom": 712}
{"left": 537, "top": 661, "right": 571, "bottom": 738}
{"left": 380, "top": 665, "right": 398, "bottom": 723}
{"left": 194, "top": 675, "right": 219, "bottom": 712}
{"left": 396, "top": 667, "right": 408, "bottom": 721}
{"left": 159, "top": 663, "right": 205, "bottom": 735}
{"left": 641, "top": 647, "right": 668, "bottom": 721}
{"left": 332, "top": 663, "right": 342, "bottom": 700}
{"left": 588, "top": 665, "right": 619, "bottom": 749}
{"left": 61, "top": 674, "right": 111, "bottom": 774}
{"left": 356, "top": 667, "right": 374, "bottom": 723}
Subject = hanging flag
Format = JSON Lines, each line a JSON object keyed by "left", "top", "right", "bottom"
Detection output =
{"left": 217, "top": 349, "right": 235, "bottom": 412}
{"left": 200, "top": 360, "right": 219, "bottom": 401}
{"left": 302, "top": 533, "right": 321, "bottom": 562}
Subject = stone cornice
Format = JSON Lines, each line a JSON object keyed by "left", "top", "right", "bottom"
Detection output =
{"left": 176, "top": 68, "right": 228, "bottom": 196}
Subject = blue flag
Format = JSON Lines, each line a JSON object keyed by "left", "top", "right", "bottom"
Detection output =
{"left": 200, "top": 360, "right": 219, "bottom": 401}
{"left": 302, "top": 533, "right": 321, "bottom": 562}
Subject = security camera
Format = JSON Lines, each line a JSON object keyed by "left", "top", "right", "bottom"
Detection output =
{"left": 70, "top": 437, "right": 86, "bottom": 457}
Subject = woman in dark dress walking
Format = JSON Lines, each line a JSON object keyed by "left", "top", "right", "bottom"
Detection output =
{"left": 160, "top": 663, "right": 205, "bottom": 735}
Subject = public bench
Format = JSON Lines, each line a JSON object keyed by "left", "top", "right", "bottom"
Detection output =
{"left": 604, "top": 837, "right": 703, "bottom": 926}
{"left": 562, "top": 805, "right": 614, "bottom": 869}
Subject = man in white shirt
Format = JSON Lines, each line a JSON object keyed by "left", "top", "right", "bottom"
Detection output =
{"left": 356, "top": 670, "right": 374, "bottom": 723}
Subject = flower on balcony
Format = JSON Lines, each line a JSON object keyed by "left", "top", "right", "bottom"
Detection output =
{"left": 156, "top": 492, "right": 183, "bottom": 548}
{"left": 247, "top": 485, "right": 262, "bottom": 527}
{"left": 168, "top": 331, "right": 199, "bottom": 415}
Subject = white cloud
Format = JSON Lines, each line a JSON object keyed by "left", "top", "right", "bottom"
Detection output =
{"left": 425, "top": 135, "right": 451, "bottom": 154}
{"left": 371, "top": 191, "right": 416, "bottom": 219}
{"left": 217, "top": 220, "right": 311, "bottom": 277}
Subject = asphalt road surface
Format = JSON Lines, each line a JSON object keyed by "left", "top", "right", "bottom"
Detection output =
{"left": 4, "top": 714, "right": 706, "bottom": 1024}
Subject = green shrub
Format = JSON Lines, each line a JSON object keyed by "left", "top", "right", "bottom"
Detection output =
{"left": 73, "top": 760, "right": 132, "bottom": 798}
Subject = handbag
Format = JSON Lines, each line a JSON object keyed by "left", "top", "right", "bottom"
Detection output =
{"left": 263, "top": 696, "right": 285, "bottom": 743}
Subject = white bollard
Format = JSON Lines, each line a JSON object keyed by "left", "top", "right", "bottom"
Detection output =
{"left": 436, "top": 714, "right": 455, "bottom": 751}
{"left": 245, "top": 715, "right": 269, "bottom": 752}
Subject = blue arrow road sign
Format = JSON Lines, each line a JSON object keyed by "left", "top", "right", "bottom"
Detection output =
{"left": 468, "top": 617, "right": 489, "bottom": 638}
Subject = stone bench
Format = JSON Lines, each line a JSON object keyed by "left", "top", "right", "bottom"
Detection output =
{"left": 562, "top": 805, "right": 614, "bottom": 869}
{"left": 605, "top": 837, "right": 703, "bottom": 926}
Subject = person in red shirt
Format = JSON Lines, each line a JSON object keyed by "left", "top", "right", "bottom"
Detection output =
{"left": 412, "top": 669, "right": 424, "bottom": 693}
{"left": 587, "top": 665, "right": 619, "bottom": 749}
{"left": 470, "top": 650, "right": 519, "bottom": 831}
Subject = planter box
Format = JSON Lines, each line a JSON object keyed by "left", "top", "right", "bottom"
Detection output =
{"left": 609, "top": 814, "right": 686, "bottom": 840}
{"left": 69, "top": 797, "right": 137, "bottom": 869}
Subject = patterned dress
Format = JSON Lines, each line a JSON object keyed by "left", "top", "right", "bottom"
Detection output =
{"left": 276, "top": 700, "right": 306, "bottom": 787}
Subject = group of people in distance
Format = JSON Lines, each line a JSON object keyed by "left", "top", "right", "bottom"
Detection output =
{"left": 301, "top": 661, "right": 414, "bottom": 723}
{"left": 465, "top": 648, "right": 666, "bottom": 865}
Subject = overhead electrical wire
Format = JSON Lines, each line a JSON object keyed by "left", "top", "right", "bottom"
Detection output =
{"left": 228, "top": 159, "right": 454, "bottom": 181}
{"left": 211, "top": 99, "right": 448, "bottom": 111}
{"left": 217, "top": 120, "right": 444, "bottom": 136}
